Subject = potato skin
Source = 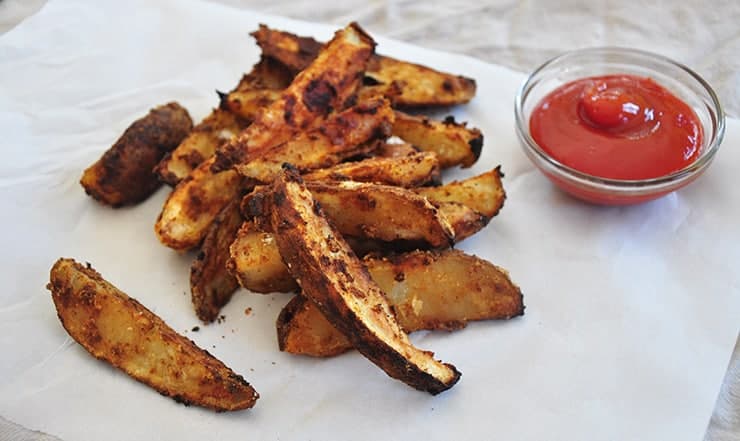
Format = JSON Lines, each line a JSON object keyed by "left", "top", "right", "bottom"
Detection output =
{"left": 48, "top": 258, "right": 258, "bottom": 411}
{"left": 81, "top": 102, "right": 192, "bottom": 207}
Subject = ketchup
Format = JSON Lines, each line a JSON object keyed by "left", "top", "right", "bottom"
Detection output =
{"left": 529, "top": 75, "right": 702, "bottom": 180}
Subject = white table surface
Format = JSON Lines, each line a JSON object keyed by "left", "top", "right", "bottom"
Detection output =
{"left": 1, "top": 1, "right": 738, "bottom": 440}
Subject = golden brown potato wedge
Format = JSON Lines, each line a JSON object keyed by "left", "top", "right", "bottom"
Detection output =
{"left": 268, "top": 170, "right": 460, "bottom": 394}
{"left": 155, "top": 108, "right": 249, "bottom": 186}
{"left": 227, "top": 220, "right": 298, "bottom": 294}
{"left": 190, "top": 201, "right": 243, "bottom": 323}
{"left": 365, "top": 56, "right": 476, "bottom": 108}
{"left": 303, "top": 180, "right": 455, "bottom": 248}
{"left": 48, "top": 258, "right": 258, "bottom": 411}
{"left": 392, "top": 112, "right": 482, "bottom": 168}
{"left": 252, "top": 25, "right": 477, "bottom": 108}
{"left": 415, "top": 167, "right": 506, "bottom": 219}
{"left": 155, "top": 157, "right": 247, "bottom": 251}
{"left": 277, "top": 249, "right": 524, "bottom": 357}
{"left": 214, "top": 23, "right": 376, "bottom": 172}
{"left": 81, "top": 102, "right": 192, "bottom": 207}
{"left": 302, "top": 151, "right": 440, "bottom": 187}
{"left": 251, "top": 24, "right": 324, "bottom": 74}
{"left": 219, "top": 89, "right": 282, "bottom": 122}
{"left": 239, "top": 99, "right": 393, "bottom": 183}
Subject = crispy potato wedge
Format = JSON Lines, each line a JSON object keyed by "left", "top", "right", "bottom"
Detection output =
{"left": 190, "top": 201, "right": 243, "bottom": 323}
{"left": 219, "top": 89, "right": 282, "bottom": 122}
{"left": 302, "top": 151, "right": 440, "bottom": 187}
{"left": 81, "top": 102, "right": 192, "bottom": 207}
{"left": 48, "top": 258, "right": 258, "bottom": 411}
{"left": 303, "top": 180, "right": 454, "bottom": 248}
{"left": 268, "top": 170, "right": 460, "bottom": 394}
{"left": 214, "top": 23, "right": 376, "bottom": 172}
{"left": 155, "top": 109, "right": 249, "bottom": 186}
{"left": 227, "top": 220, "right": 298, "bottom": 294}
{"left": 392, "top": 112, "right": 482, "bottom": 168}
{"left": 251, "top": 24, "right": 324, "bottom": 74}
{"left": 252, "top": 25, "right": 476, "bottom": 108}
{"left": 155, "top": 157, "right": 246, "bottom": 251}
{"left": 415, "top": 167, "right": 505, "bottom": 218}
{"left": 240, "top": 99, "right": 393, "bottom": 183}
{"left": 277, "top": 249, "right": 524, "bottom": 357}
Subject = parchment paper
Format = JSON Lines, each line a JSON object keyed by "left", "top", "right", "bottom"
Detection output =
{"left": 1, "top": 0, "right": 738, "bottom": 440}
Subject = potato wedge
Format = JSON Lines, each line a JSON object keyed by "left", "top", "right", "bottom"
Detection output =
{"left": 81, "top": 102, "right": 192, "bottom": 207}
{"left": 303, "top": 180, "right": 454, "bottom": 248}
{"left": 392, "top": 112, "right": 482, "bottom": 168}
{"left": 253, "top": 25, "right": 476, "bottom": 108}
{"left": 239, "top": 98, "right": 393, "bottom": 183}
{"left": 277, "top": 249, "right": 524, "bottom": 357}
{"left": 227, "top": 220, "right": 298, "bottom": 294}
{"left": 190, "top": 201, "right": 243, "bottom": 323}
{"left": 415, "top": 167, "right": 505, "bottom": 218}
{"left": 219, "top": 88, "right": 282, "bottom": 122}
{"left": 155, "top": 157, "right": 247, "bottom": 251}
{"left": 268, "top": 170, "right": 460, "bottom": 394}
{"left": 302, "top": 151, "right": 440, "bottom": 187}
{"left": 155, "top": 108, "right": 249, "bottom": 186}
{"left": 48, "top": 258, "right": 258, "bottom": 411}
{"left": 213, "top": 23, "right": 376, "bottom": 172}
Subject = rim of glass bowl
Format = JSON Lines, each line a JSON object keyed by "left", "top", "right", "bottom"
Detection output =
{"left": 514, "top": 47, "right": 726, "bottom": 193}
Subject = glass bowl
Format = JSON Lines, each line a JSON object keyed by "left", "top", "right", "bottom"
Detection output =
{"left": 514, "top": 47, "right": 725, "bottom": 205}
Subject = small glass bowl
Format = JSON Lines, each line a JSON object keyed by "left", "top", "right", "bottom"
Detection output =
{"left": 514, "top": 47, "right": 725, "bottom": 205}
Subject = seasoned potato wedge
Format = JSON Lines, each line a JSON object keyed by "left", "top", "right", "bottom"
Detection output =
{"left": 277, "top": 249, "right": 524, "bottom": 357}
{"left": 155, "top": 108, "right": 249, "bottom": 186}
{"left": 303, "top": 180, "right": 454, "bottom": 248}
{"left": 268, "top": 170, "right": 460, "bottom": 394}
{"left": 392, "top": 112, "right": 482, "bottom": 168}
{"left": 190, "top": 201, "right": 243, "bottom": 323}
{"left": 415, "top": 167, "right": 505, "bottom": 218}
{"left": 81, "top": 102, "right": 192, "bottom": 207}
{"left": 364, "top": 56, "right": 476, "bottom": 108}
{"left": 251, "top": 24, "right": 323, "bottom": 74}
{"left": 48, "top": 258, "right": 258, "bottom": 411}
{"left": 239, "top": 99, "right": 393, "bottom": 183}
{"left": 219, "top": 89, "right": 282, "bottom": 122}
{"left": 227, "top": 220, "right": 298, "bottom": 294}
{"left": 155, "top": 157, "right": 246, "bottom": 251}
{"left": 252, "top": 25, "right": 476, "bottom": 108}
{"left": 214, "top": 23, "right": 375, "bottom": 172}
{"left": 302, "top": 151, "right": 440, "bottom": 187}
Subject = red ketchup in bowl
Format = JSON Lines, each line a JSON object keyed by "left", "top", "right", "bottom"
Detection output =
{"left": 529, "top": 75, "right": 703, "bottom": 181}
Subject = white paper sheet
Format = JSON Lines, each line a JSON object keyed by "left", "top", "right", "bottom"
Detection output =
{"left": 1, "top": 0, "right": 738, "bottom": 440}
